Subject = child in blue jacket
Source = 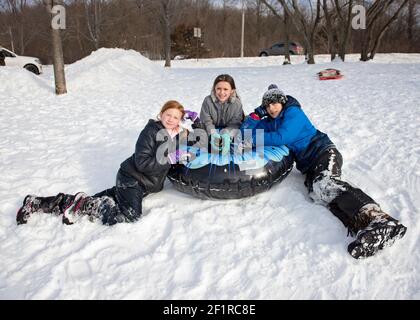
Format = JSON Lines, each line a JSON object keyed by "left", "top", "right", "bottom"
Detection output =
{"left": 241, "top": 84, "right": 407, "bottom": 259}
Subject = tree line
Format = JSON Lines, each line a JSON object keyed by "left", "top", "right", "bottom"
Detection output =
{"left": 1, "top": 0, "right": 418, "bottom": 66}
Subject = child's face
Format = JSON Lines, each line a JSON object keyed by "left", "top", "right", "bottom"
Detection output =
{"left": 160, "top": 108, "right": 183, "bottom": 130}
{"left": 267, "top": 102, "right": 283, "bottom": 118}
{"left": 214, "top": 81, "right": 233, "bottom": 103}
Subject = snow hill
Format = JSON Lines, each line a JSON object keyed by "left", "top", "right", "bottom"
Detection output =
{"left": 0, "top": 49, "right": 419, "bottom": 299}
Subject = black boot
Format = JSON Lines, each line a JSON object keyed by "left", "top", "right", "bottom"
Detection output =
{"left": 348, "top": 204, "right": 407, "bottom": 259}
{"left": 61, "top": 193, "right": 122, "bottom": 225}
{"left": 16, "top": 193, "right": 70, "bottom": 225}
{"left": 16, "top": 195, "right": 41, "bottom": 225}
{"left": 62, "top": 192, "right": 101, "bottom": 224}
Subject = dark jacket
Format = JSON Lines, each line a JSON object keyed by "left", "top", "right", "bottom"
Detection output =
{"left": 120, "top": 119, "right": 181, "bottom": 194}
{"left": 241, "top": 95, "right": 335, "bottom": 174}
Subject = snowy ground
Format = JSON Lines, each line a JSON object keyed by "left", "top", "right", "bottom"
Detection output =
{"left": 0, "top": 49, "right": 419, "bottom": 299}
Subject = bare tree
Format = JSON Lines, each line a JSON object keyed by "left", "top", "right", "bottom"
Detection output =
{"left": 321, "top": 0, "right": 338, "bottom": 60}
{"left": 1, "top": 0, "right": 418, "bottom": 64}
{"left": 135, "top": 0, "right": 180, "bottom": 67}
{"left": 262, "top": 0, "right": 322, "bottom": 64}
{"left": 255, "top": 0, "right": 263, "bottom": 45}
{"left": 160, "top": 0, "right": 172, "bottom": 66}
{"left": 44, "top": 0, "right": 67, "bottom": 95}
{"left": 0, "top": 2, "right": 14, "bottom": 51}
{"left": 360, "top": 0, "right": 410, "bottom": 61}
{"left": 321, "top": 0, "right": 353, "bottom": 61}
{"left": 2, "top": 0, "right": 29, "bottom": 54}
{"left": 83, "top": 0, "right": 103, "bottom": 50}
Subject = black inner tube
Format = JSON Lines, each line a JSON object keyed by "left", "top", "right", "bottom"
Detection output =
{"left": 167, "top": 146, "right": 294, "bottom": 200}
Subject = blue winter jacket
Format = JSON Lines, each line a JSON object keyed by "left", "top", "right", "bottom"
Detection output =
{"left": 241, "top": 96, "right": 335, "bottom": 174}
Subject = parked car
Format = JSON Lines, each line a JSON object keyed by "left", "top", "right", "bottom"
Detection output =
{"left": 0, "top": 46, "right": 43, "bottom": 74}
{"left": 173, "top": 54, "right": 190, "bottom": 60}
{"left": 259, "top": 41, "right": 304, "bottom": 56}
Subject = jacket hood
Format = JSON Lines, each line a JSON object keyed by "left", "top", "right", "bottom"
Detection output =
{"left": 283, "top": 95, "right": 301, "bottom": 109}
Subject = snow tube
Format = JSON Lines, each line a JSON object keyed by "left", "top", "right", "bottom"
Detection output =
{"left": 167, "top": 145, "right": 294, "bottom": 199}
{"left": 318, "top": 68, "right": 343, "bottom": 80}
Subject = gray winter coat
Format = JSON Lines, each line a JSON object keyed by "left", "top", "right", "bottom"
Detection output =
{"left": 199, "top": 91, "right": 244, "bottom": 136}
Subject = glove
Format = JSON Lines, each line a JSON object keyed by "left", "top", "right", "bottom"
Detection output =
{"left": 184, "top": 110, "right": 199, "bottom": 122}
{"left": 237, "top": 139, "right": 253, "bottom": 152}
{"left": 252, "top": 105, "right": 268, "bottom": 119}
{"left": 168, "top": 150, "right": 193, "bottom": 164}
{"left": 237, "top": 133, "right": 254, "bottom": 152}
{"left": 210, "top": 133, "right": 222, "bottom": 149}
{"left": 220, "top": 133, "right": 231, "bottom": 155}
{"left": 211, "top": 133, "right": 231, "bottom": 154}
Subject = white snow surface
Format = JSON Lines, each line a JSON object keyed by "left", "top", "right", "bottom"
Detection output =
{"left": 0, "top": 48, "right": 419, "bottom": 299}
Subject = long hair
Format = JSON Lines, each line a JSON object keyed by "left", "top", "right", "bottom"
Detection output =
{"left": 212, "top": 74, "right": 236, "bottom": 90}
{"left": 211, "top": 74, "right": 240, "bottom": 101}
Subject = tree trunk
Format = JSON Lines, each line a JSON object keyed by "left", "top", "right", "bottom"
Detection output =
{"left": 322, "top": 0, "right": 336, "bottom": 61}
{"left": 360, "top": 32, "right": 369, "bottom": 61}
{"left": 85, "top": 0, "right": 101, "bottom": 50}
{"left": 360, "top": 27, "right": 373, "bottom": 61}
{"left": 256, "top": 0, "right": 262, "bottom": 46}
{"left": 162, "top": 0, "right": 171, "bottom": 67}
{"left": 278, "top": 0, "right": 321, "bottom": 64}
{"left": 283, "top": 8, "right": 291, "bottom": 64}
{"left": 306, "top": 44, "right": 315, "bottom": 64}
{"left": 19, "top": 24, "right": 25, "bottom": 55}
{"left": 338, "top": 0, "right": 353, "bottom": 61}
{"left": 308, "top": 0, "right": 321, "bottom": 64}
{"left": 8, "top": 26, "right": 15, "bottom": 52}
{"left": 46, "top": 0, "right": 67, "bottom": 95}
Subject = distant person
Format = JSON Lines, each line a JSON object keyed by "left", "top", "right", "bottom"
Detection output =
{"left": 200, "top": 74, "right": 245, "bottom": 154}
{"left": 16, "top": 100, "right": 198, "bottom": 226}
{"left": 240, "top": 84, "right": 407, "bottom": 259}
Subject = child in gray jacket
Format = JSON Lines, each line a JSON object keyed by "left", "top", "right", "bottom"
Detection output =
{"left": 200, "top": 74, "right": 245, "bottom": 153}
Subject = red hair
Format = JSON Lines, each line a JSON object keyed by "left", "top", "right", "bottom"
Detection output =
{"left": 159, "top": 100, "right": 185, "bottom": 118}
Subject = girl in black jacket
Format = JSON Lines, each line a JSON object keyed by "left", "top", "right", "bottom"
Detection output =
{"left": 16, "top": 100, "right": 195, "bottom": 226}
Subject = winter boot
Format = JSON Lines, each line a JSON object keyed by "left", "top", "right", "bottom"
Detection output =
{"left": 348, "top": 204, "right": 407, "bottom": 259}
{"left": 16, "top": 195, "right": 42, "bottom": 225}
{"left": 62, "top": 192, "right": 102, "bottom": 225}
{"left": 17, "top": 193, "right": 77, "bottom": 225}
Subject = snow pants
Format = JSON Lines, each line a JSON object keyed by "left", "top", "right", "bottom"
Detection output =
{"left": 304, "top": 148, "right": 377, "bottom": 235}
{"left": 93, "top": 169, "right": 146, "bottom": 225}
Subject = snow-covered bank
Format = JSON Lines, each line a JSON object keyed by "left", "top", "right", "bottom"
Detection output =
{"left": 0, "top": 50, "right": 419, "bottom": 299}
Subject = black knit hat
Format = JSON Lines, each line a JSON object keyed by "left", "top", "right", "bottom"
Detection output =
{"left": 262, "top": 84, "right": 287, "bottom": 107}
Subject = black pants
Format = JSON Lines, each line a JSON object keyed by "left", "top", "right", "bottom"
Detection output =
{"left": 304, "top": 148, "right": 376, "bottom": 235}
{"left": 93, "top": 169, "right": 146, "bottom": 225}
